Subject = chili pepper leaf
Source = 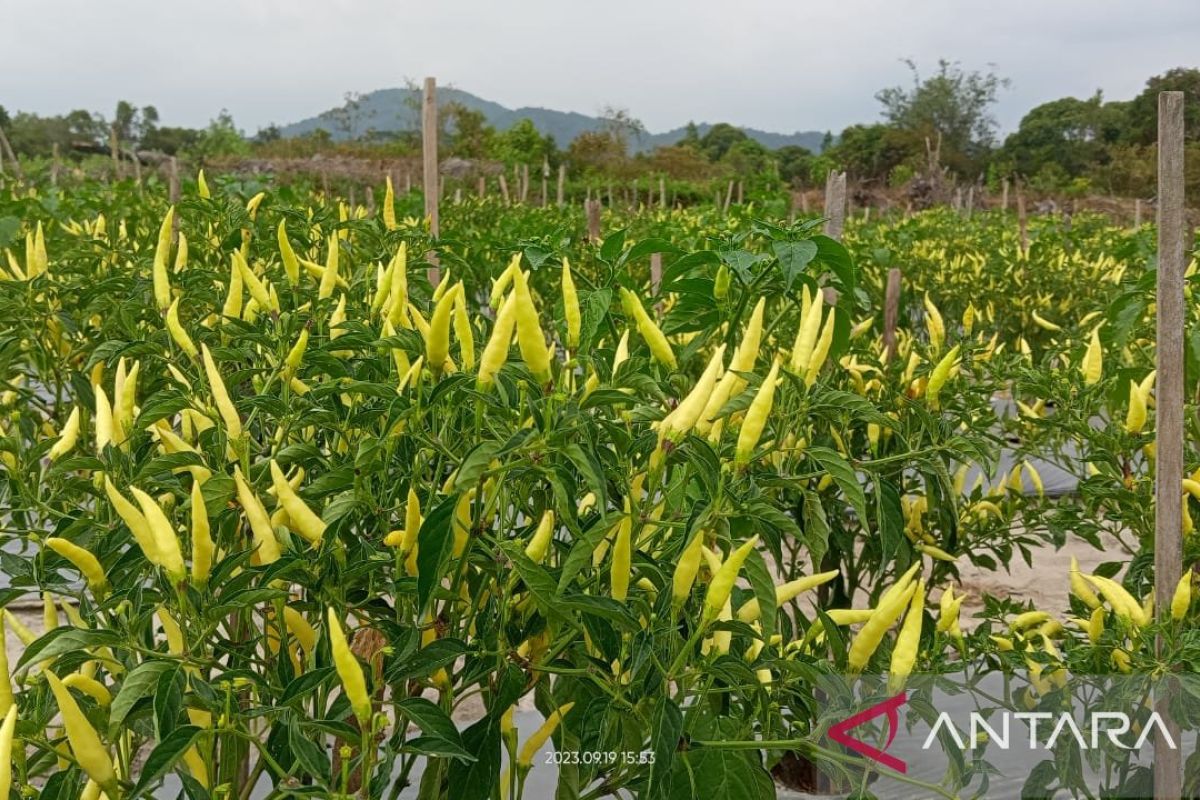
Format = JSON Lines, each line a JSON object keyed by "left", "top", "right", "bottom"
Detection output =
{"left": 154, "top": 662, "right": 184, "bottom": 740}
{"left": 875, "top": 477, "right": 905, "bottom": 568}
{"left": 16, "top": 627, "right": 121, "bottom": 671}
{"left": 386, "top": 638, "right": 468, "bottom": 684}
{"left": 280, "top": 666, "right": 335, "bottom": 705}
{"left": 446, "top": 715, "right": 501, "bottom": 800}
{"left": 397, "top": 698, "right": 474, "bottom": 762}
{"left": 558, "top": 513, "right": 618, "bottom": 592}
{"left": 563, "top": 441, "right": 607, "bottom": 513}
{"left": 807, "top": 446, "right": 869, "bottom": 530}
{"left": 503, "top": 542, "right": 571, "bottom": 626}
{"left": 454, "top": 441, "right": 499, "bottom": 491}
{"left": 109, "top": 660, "right": 176, "bottom": 736}
{"left": 742, "top": 548, "right": 777, "bottom": 641}
{"left": 772, "top": 240, "right": 818, "bottom": 290}
{"left": 646, "top": 695, "right": 684, "bottom": 800}
{"left": 416, "top": 494, "right": 458, "bottom": 613}
{"left": 288, "top": 719, "right": 332, "bottom": 784}
{"left": 668, "top": 746, "right": 775, "bottom": 800}
{"left": 128, "top": 724, "right": 201, "bottom": 799}
{"left": 599, "top": 229, "right": 628, "bottom": 264}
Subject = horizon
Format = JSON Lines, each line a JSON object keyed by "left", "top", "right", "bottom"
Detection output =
{"left": 2, "top": 0, "right": 1197, "bottom": 139}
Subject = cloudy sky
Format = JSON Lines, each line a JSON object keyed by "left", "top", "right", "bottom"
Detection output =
{"left": 3, "top": 0, "right": 1197, "bottom": 137}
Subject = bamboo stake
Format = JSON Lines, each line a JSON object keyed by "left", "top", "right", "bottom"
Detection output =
{"left": 422, "top": 76, "right": 440, "bottom": 285}
{"left": 1154, "top": 90, "right": 1185, "bottom": 800}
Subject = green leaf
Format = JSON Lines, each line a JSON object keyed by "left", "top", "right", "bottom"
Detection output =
{"left": 669, "top": 746, "right": 775, "bottom": 800}
{"left": 772, "top": 240, "right": 818, "bottom": 288}
{"left": 129, "top": 725, "right": 201, "bottom": 799}
{"left": 17, "top": 628, "right": 121, "bottom": 671}
{"left": 504, "top": 543, "right": 571, "bottom": 625}
{"left": 563, "top": 442, "right": 607, "bottom": 513}
{"left": 455, "top": 442, "right": 499, "bottom": 490}
{"left": 446, "top": 716, "right": 501, "bottom": 800}
{"left": 416, "top": 494, "right": 459, "bottom": 613}
{"left": 742, "top": 548, "right": 776, "bottom": 642}
{"left": 110, "top": 660, "right": 177, "bottom": 736}
{"left": 646, "top": 696, "right": 684, "bottom": 800}
{"left": 807, "top": 447, "right": 869, "bottom": 531}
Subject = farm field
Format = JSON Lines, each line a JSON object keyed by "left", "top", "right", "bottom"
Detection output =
{"left": 0, "top": 169, "right": 1197, "bottom": 800}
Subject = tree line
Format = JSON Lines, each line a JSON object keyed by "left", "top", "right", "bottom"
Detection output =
{"left": 2, "top": 62, "right": 1197, "bottom": 198}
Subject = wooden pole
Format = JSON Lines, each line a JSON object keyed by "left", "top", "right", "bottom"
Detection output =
{"left": 499, "top": 174, "right": 510, "bottom": 205}
{"left": 109, "top": 124, "right": 121, "bottom": 180}
{"left": 168, "top": 156, "right": 180, "bottom": 243}
{"left": 883, "top": 268, "right": 901, "bottom": 362}
{"left": 422, "top": 76, "right": 440, "bottom": 285}
{"left": 521, "top": 163, "right": 530, "bottom": 203}
{"left": 723, "top": 180, "right": 734, "bottom": 214}
{"left": 823, "top": 171, "right": 846, "bottom": 240}
{"left": 1154, "top": 90, "right": 1185, "bottom": 800}
{"left": 585, "top": 199, "right": 602, "bottom": 242}
{"left": 365, "top": 185, "right": 375, "bottom": 215}
{"left": 0, "top": 125, "right": 24, "bottom": 180}
{"left": 736, "top": 180, "right": 744, "bottom": 205}
{"left": 1017, "top": 191, "right": 1029, "bottom": 254}
{"left": 1134, "top": 198, "right": 1143, "bottom": 228}
{"left": 659, "top": 176, "right": 666, "bottom": 209}
{"left": 557, "top": 164, "right": 566, "bottom": 207}
{"left": 541, "top": 157, "right": 549, "bottom": 207}
{"left": 1000, "top": 179, "right": 1009, "bottom": 211}
{"left": 50, "top": 143, "right": 61, "bottom": 187}
{"left": 478, "top": 176, "right": 486, "bottom": 198}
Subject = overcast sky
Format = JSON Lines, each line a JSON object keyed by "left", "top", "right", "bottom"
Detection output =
{"left": 3, "top": 0, "right": 1197, "bottom": 138}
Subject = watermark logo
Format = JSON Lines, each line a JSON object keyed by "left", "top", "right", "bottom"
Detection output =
{"left": 827, "top": 691, "right": 908, "bottom": 773}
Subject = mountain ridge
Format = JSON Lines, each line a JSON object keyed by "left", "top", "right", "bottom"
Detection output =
{"left": 278, "top": 87, "right": 827, "bottom": 154}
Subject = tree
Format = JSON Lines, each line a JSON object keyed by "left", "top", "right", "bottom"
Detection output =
{"left": 776, "top": 145, "right": 815, "bottom": 185}
{"left": 875, "top": 59, "right": 1009, "bottom": 173}
{"left": 1123, "top": 67, "right": 1200, "bottom": 145}
{"left": 194, "top": 110, "right": 249, "bottom": 159}
{"left": 444, "top": 103, "right": 495, "bottom": 159}
{"left": 493, "top": 119, "right": 556, "bottom": 166}
{"left": 698, "top": 123, "right": 750, "bottom": 161}
{"left": 1001, "top": 92, "right": 1124, "bottom": 180}
{"left": 566, "top": 130, "right": 627, "bottom": 177}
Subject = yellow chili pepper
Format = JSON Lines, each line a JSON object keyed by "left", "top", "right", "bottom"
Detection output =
{"left": 888, "top": 579, "right": 926, "bottom": 692}
{"left": 790, "top": 286, "right": 823, "bottom": 374}
{"left": 269, "top": 460, "right": 325, "bottom": 545}
{"left": 222, "top": 254, "right": 244, "bottom": 320}
{"left": 805, "top": 313, "right": 836, "bottom": 387}
{"left": 490, "top": 255, "right": 519, "bottom": 309}
{"left": 610, "top": 512, "right": 633, "bottom": 602}
{"left": 526, "top": 510, "right": 555, "bottom": 564}
{"left": 166, "top": 297, "right": 198, "bottom": 358}
{"left": 383, "top": 176, "right": 397, "bottom": 230}
{"left": 62, "top": 673, "right": 112, "bottom": 706}
{"left": 152, "top": 206, "right": 175, "bottom": 312}
{"left": 735, "top": 358, "right": 781, "bottom": 465}
{"left": 277, "top": 220, "right": 300, "bottom": 286}
{"left": 1069, "top": 555, "right": 1100, "bottom": 609}
{"left": 562, "top": 257, "right": 580, "bottom": 349}
{"left": 477, "top": 292, "right": 517, "bottom": 389}
{"left": 925, "top": 345, "right": 960, "bottom": 410}
{"left": 318, "top": 234, "right": 339, "bottom": 301}
{"left": 45, "top": 670, "right": 118, "bottom": 794}
{"left": 517, "top": 702, "right": 575, "bottom": 768}
{"left": 1083, "top": 574, "right": 1147, "bottom": 626}
{"left": 94, "top": 387, "right": 113, "bottom": 454}
{"left": 702, "top": 535, "right": 760, "bottom": 623}
{"left": 130, "top": 487, "right": 186, "bottom": 582}
{"left": 661, "top": 345, "right": 725, "bottom": 443}
{"left": 0, "top": 616, "right": 12, "bottom": 716}
{"left": 426, "top": 281, "right": 457, "bottom": 374}
{"left": 452, "top": 284, "right": 475, "bottom": 371}
{"left": 672, "top": 529, "right": 706, "bottom": 612}
{"left": 283, "top": 328, "right": 309, "bottom": 378}
{"left": 48, "top": 406, "right": 80, "bottom": 461}
{"left": 513, "top": 269, "right": 552, "bottom": 382}
{"left": 924, "top": 293, "right": 945, "bottom": 355}
{"left": 201, "top": 344, "right": 242, "bottom": 442}
{"left": 327, "top": 608, "right": 372, "bottom": 724}
{"left": 0, "top": 704, "right": 15, "bottom": 800}
{"left": 735, "top": 570, "right": 839, "bottom": 623}
{"left": 620, "top": 287, "right": 676, "bottom": 370}
{"left": 103, "top": 476, "right": 162, "bottom": 566}
{"left": 45, "top": 538, "right": 108, "bottom": 595}
{"left": 1171, "top": 571, "right": 1191, "bottom": 621}
{"left": 847, "top": 580, "right": 918, "bottom": 672}
{"left": 1081, "top": 327, "right": 1103, "bottom": 385}
{"left": 191, "top": 480, "right": 213, "bottom": 586}
{"left": 1125, "top": 379, "right": 1147, "bottom": 434}
{"left": 234, "top": 467, "right": 281, "bottom": 564}
{"left": 116, "top": 359, "right": 139, "bottom": 440}
{"left": 283, "top": 607, "right": 317, "bottom": 655}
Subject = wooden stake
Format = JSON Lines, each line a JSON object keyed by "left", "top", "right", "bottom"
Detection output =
{"left": 109, "top": 124, "right": 121, "bottom": 180}
{"left": 521, "top": 163, "right": 530, "bottom": 203}
{"left": 723, "top": 181, "right": 734, "bottom": 214}
{"left": 422, "top": 76, "right": 440, "bottom": 285}
{"left": 557, "top": 164, "right": 566, "bottom": 207}
{"left": 585, "top": 199, "right": 602, "bottom": 242}
{"left": 823, "top": 171, "right": 846, "bottom": 240}
{"left": 1135, "top": 198, "right": 1143, "bottom": 228}
{"left": 50, "top": 144, "right": 61, "bottom": 187}
{"left": 883, "top": 268, "right": 901, "bottom": 361}
{"left": 499, "top": 174, "right": 510, "bottom": 204}
{"left": 541, "top": 156, "right": 549, "bottom": 207}
{"left": 1154, "top": 90, "right": 1185, "bottom": 800}
{"left": 1000, "top": 179, "right": 1009, "bottom": 212}
{"left": 736, "top": 180, "right": 744, "bottom": 205}
{"left": 168, "top": 156, "right": 180, "bottom": 243}
{"left": 365, "top": 185, "right": 375, "bottom": 215}
{"left": 650, "top": 253, "right": 662, "bottom": 300}
{"left": 659, "top": 177, "right": 666, "bottom": 208}
{"left": 1017, "top": 191, "right": 1029, "bottom": 254}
